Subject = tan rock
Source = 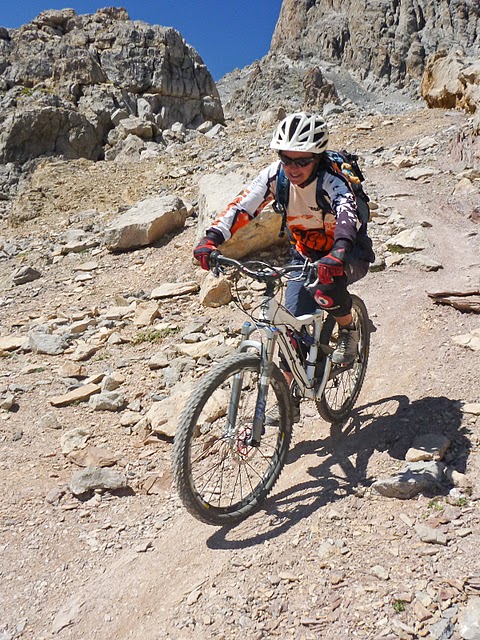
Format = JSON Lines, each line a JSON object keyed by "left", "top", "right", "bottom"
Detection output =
{"left": 405, "top": 434, "right": 450, "bottom": 462}
{"left": 49, "top": 383, "right": 101, "bottom": 407}
{"left": 176, "top": 336, "right": 222, "bottom": 359}
{"left": 133, "top": 301, "right": 160, "bottom": 326}
{"left": 57, "top": 362, "right": 86, "bottom": 378}
{"left": 0, "top": 335, "right": 30, "bottom": 352}
{"left": 150, "top": 281, "right": 199, "bottom": 299}
{"left": 68, "top": 446, "right": 119, "bottom": 468}
{"left": 420, "top": 51, "right": 466, "bottom": 109}
{"left": 199, "top": 275, "right": 232, "bottom": 308}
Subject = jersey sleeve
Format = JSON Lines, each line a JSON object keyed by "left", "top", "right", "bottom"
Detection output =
{"left": 321, "top": 170, "right": 361, "bottom": 248}
{"left": 205, "top": 163, "right": 278, "bottom": 243}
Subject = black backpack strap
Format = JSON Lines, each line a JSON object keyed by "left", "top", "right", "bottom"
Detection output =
{"left": 273, "top": 165, "right": 291, "bottom": 239}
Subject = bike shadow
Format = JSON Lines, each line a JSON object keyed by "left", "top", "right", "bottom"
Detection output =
{"left": 206, "top": 394, "right": 469, "bottom": 550}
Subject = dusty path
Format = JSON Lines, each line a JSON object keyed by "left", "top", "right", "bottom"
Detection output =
{"left": 1, "top": 108, "right": 479, "bottom": 639}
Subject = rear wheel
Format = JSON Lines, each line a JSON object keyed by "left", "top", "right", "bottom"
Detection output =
{"left": 173, "top": 353, "right": 293, "bottom": 526}
{"left": 316, "top": 295, "right": 370, "bottom": 423}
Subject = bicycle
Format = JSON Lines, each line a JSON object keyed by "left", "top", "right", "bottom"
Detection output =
{"left": 173, "top": 252, "right": 370, "bottom": 526}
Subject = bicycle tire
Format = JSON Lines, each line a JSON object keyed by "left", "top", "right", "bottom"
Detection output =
{"left": 316, "top": 294, "right": 370, "bottom": 423}
{"left": 173, "top": 352, "right": 293, "bottom": 526}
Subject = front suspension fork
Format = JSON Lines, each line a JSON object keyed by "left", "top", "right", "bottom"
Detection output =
{"left": 229, "top": 322, "right": 277, "bottom": 446}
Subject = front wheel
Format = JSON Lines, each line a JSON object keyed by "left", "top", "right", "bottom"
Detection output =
{"left": 316, "top": 294, "right": 370, "bottom": 423}
{"left": 173, "top": 353, "right": 293, "bottom": 526}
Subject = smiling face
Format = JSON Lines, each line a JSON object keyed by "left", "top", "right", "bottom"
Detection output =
{"left": 278, "top": 151, "right": 318, "bottom": 186}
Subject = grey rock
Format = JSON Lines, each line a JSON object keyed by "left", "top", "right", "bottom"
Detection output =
{"left": 0, "top": 393, "right": 16, "bottom": 411}
{"left": 428, "top": 618, "right": 454, "bottom": 640}
{"left": 386, "top": 227, "right": 430, "bottom": 252}
{"left": 105, "top": 133, "right": 146, "bottom": 162}
{"left": 117, "top": 116, "right": 155, "bottom": 140}
{"left": 323, "top": 103, "right": 345, "bottom": 117}
{"left": 60, "top": 428, "right": 91, "bottom": 455}
{"left": 60, "top": 231, "right": 100, "bottom": 254}
{"left": 51, "top": 596, "right": 84, "bottom": 634}
{"left": 148, "top": 353, "right": 170, "bottom": 370}
{"left": 69, "top": 466, "right": 127, "bottom": 496}
{"left": 271, "top": 0, "right": 480, "bottom": 89}
{"left": 0, "top": 104, "right": 105, "bottom": 166}
{"left": 372, "top": 461, "right": 445, "bottom": 499}
{"left": 11, "top": 266, "right": 41, "bottom": 285}
{"left": 405, "top": 166, "right": 437, "bottom": 180}
{"left": 196, "top": 172, "right": 246, "bottom": 244}
{"left": 458, "top": 597, "right": 480, "bottom": 640}
{"left": 29, "top": 332, "right": 68, "bottom": 355}
{"left": 0, "top": 7, "right": 224, "bottom": 201}
{"left": 37, "top": 412, "right": 62, "bottom": 430}
{"left": 405, "top": 433, "right": 451, "bottom": 462}
{"left": 415, "top": 523, "right": 448, "bottom": 545}
{"left": 45, "top": 486, "right": 67, "bottom": 505}
{"left": 406, "top": 254, "right": 443, "bottom": 271}
{"left": 89, "top": 391, "right": 126, "bottom": 411}
{"left": 100, "top": 375, "right": 121, "bottom": 392}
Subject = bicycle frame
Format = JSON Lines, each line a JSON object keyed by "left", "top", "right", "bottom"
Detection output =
{"left": 237, "top": 292, "right": 333, "bottom": 401}
{"left": 212, "top": 255, "right": 335, "bottom": 444}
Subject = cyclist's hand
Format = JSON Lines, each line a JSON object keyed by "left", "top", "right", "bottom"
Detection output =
{"left": 194, "top": 237, "right": 218, "bottom": 270}
{"left": 317, "top": 247, "right": 346, "bottom": 284}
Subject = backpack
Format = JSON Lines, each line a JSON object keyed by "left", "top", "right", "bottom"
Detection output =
{"left": 274, "top": 149, "right": 371, "bottom": 239}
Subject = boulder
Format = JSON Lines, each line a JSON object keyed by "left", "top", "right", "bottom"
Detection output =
{"left": 196, "top": 172, "right": 286, "bottom": 257}
{"left": 421, "top": 51, "right": 480, "bottom": 114}
{"left": 104, "top": 196, "right": 188, "bottom": 251}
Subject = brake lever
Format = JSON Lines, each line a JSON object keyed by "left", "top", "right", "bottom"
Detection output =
{"left": 209, "top": 250, "right": 222, "bottom": 277}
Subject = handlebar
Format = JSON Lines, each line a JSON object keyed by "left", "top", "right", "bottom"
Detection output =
{"left": 209, "top": 251, "right": 311, "bottom": 283}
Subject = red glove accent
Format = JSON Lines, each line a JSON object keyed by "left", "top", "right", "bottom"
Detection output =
{"left": 193, "top": 237, "right": 217, "bottom": 270}
{"left": 317, "top": 248, "right": 346, "bottom": 285}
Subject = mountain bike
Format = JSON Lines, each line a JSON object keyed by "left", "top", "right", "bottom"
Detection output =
{"left": 173, "top": 253, "right": 370, "bottom": 526}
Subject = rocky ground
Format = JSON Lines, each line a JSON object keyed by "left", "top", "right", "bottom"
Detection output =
{"left": 0, "top": 104, "right": 480, "bottom": 640}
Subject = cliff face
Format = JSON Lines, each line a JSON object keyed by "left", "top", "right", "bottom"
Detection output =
{"left": 270, "top": 0, "right": 480, "bottom": 86}
{"left": 0, "top": 8, "right": 224, "bottom": 167}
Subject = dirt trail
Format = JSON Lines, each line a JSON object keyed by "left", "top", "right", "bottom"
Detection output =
{"left": 1, "top": 108, "right": 479, "bottom": 639}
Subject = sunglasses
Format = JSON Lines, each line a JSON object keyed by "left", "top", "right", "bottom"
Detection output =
{"left": 278, "top": 153, "right": 317, "bottom": 168}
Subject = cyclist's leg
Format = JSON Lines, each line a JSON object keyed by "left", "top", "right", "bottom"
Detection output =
{"left": 309, "top": 257, "right": 370, "bottom": 319}
{"left": 267, "top": 253, "right": 313, "bottom": 424}
{"left": 281, "top": 252, "right": 317, "bottom": 375}
{"left": 309, "top": 272, "right": 360, "bottom": 365}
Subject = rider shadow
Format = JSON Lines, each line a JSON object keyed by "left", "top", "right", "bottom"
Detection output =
{"left": 206, "top": 394, "right": 468, "bottom": 550}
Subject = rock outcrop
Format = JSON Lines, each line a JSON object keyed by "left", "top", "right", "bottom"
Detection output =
{"left": 0, "top": 7, "right": 223, "bottom": 194}
{"left": 271, "top": 0, "right": 480, "bottom": 88}
{"left": 220, "top": 0, "right": 480, "bottom": 117}
{"left": 421, "top": 50, "right": 480, "bottom": 114}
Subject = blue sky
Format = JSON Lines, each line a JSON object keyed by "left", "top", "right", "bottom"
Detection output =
{"left": 1, "top": 1, "right": 283, "bottom": 81}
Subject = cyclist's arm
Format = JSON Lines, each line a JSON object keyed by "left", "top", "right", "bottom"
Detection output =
{"left": 322, "top": 171, "right": 360, "bottom": 249}
{"left": 204, "top": 163, "right": 278, "bottom": 245}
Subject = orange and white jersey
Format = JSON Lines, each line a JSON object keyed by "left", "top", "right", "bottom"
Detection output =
{"left": 207, "top": 160, "right": 360, "bottom": 258}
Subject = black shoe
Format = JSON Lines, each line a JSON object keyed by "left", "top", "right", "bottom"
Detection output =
{"left": 332, "top": 324, "right": 358, "bottom": 365}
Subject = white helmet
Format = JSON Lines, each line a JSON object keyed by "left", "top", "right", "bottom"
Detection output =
{"left": 270, "top": 112, "right": 329, "bottom": 154}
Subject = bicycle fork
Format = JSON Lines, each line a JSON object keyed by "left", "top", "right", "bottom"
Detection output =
{"left": 228, "top": 322, "right": 277, "bottom": 447}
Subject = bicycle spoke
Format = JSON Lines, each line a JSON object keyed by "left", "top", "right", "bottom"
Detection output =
{"left": 174, "top": 353, "right": 292, "bottom": 524}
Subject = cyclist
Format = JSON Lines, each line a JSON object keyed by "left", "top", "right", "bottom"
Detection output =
{"left": 194, "top": 112, "right": 375, "bottom": 421}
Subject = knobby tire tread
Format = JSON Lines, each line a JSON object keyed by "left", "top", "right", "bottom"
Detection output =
{"left": 316, "top": 294, "right": 370, "bottom": 423}
{"left": 173, "top": 352, "right": 292, "bottom": 526}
